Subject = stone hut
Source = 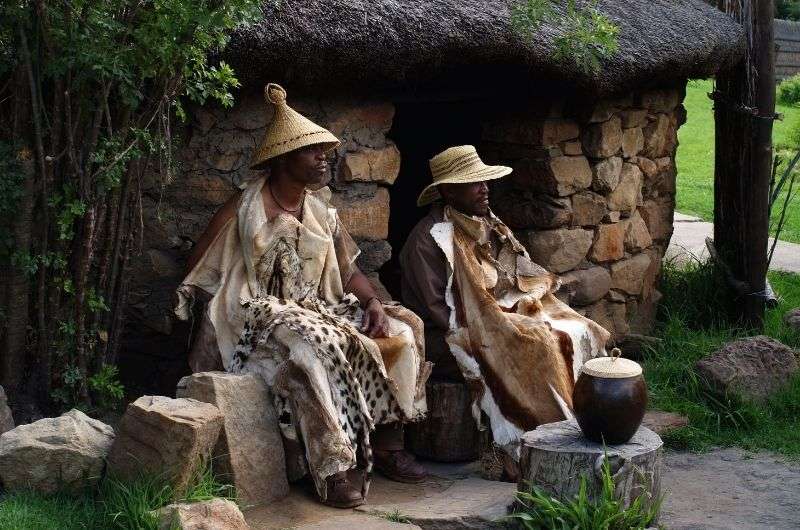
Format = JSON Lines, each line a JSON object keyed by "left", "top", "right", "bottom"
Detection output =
{"left": 122, "top": 0, "right": 744, "bottom": 394}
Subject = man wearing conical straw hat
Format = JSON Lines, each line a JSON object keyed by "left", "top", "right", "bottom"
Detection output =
{"left": 175, "top": 84, "right": 430, "bottom": 508}
{"left": 400, "top": 146, "right": 609, "bottom": 462}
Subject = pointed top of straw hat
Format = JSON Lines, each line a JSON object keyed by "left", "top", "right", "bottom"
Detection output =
{"left": 416, "top": 145, "right": 511, "bottom": 206}
{"left": 250, "top": 83, "right": 341, "bottom": 170}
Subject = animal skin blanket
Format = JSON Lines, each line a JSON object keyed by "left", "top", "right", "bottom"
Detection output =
{"left": 175, "top": 177, "right": 429, "bottom": 500}
{"left": 432, "top": 206, "right": 610, "bottom": 457}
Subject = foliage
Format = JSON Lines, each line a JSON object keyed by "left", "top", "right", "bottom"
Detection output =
{"left": 776, "top": 0, "right": 800, "bottom": 21}
{"left": 511, "top": 0, "right": 619, "bottom": 74}
{"left": 777, "top": 73, "right": 800, "bottom": 106}
{"left": 677, "top": 79, "right": 800, "bottom": 243}
{"left": 0, "top": 460, "right": 236, "bottom": 530}
{"left": 643, "top": 262, "right": 800, "bottom": 455}
{"left": 508, "top": 452, "right": 661, "bottom": 529}
{"left": 0, "top": 0, "right": 261, "bottom": 413}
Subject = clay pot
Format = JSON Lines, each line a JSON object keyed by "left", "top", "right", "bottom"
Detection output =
{"left": 573, "top": 353, "right": 647, "bottom": 445}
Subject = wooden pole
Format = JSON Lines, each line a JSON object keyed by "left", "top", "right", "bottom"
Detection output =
{"left": 714, "top": 0, "right": 775, "bottom": 328}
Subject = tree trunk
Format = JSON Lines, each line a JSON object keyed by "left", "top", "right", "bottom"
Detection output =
{"left": 714, "top": 0, "right": 775, "bottom": 328}
{"left": 519, "top": 420, "right": 663, "bottom": 516}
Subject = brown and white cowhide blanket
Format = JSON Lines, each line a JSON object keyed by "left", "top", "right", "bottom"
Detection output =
{"left": 432, "top": 207, "right": 610, "bottom": 458}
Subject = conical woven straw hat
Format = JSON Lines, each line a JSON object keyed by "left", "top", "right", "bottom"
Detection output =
{"left": 417, "top": 145, "right": 512, "bottom": 206}
{"left": 250, "top": 83, "right": 341, "bottom": 170}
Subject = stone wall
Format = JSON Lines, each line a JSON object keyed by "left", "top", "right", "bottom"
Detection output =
{"left": 123, "top": 84, "right": 684, "bottom": 393}
{"left": 483, "top": 86, "right": 685, "bottom": 341}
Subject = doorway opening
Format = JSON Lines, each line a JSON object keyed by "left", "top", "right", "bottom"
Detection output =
{"left": 380, "top": 100, "right": 483, "bottom": 299}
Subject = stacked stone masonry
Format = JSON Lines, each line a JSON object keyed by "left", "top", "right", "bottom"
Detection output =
{"left": 130, "top": 85, "right": 683, "bottom": 379}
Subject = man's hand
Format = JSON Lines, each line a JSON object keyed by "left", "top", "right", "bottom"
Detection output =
{"left": 362, "top": 298, "right": 389, "bottom": 338}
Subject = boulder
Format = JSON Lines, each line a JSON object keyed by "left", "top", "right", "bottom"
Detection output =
{"left": 607, "top": 163, "right": 642, "bottom": 215}
{"left": 491, "top": 187, "right": 571, "bottom": 230}
{"left": 556, "top": 267, "right": 612, "bottom": 306}
{"left": 176, "top": 372, "right": 289, "bottom": 506}
{"left": 562, "top": 140, "right": 583, "bottom": 155}
{"left": 642, "top": 114, "right": 674, "bottom": 159}
{"left": 619, "top": 109, "right": 648, "bottom": 128}
{"left": 636, "top": 157, "right": 658, "bottom": 180}
{"left": 155, "top": 498, "right": 250, "bottom": 530}
{"left": 610, "top": 253, "right": 652, "bottom": 295}
{"left": 522, "top": 228, "right": 594, "bottom": 273}
{"left": 340, "top": 143, "right": 401, "bottom": 185}
{"left": 583, "top": 299, "right": 629, "bottom": 340}
{"left": 622, "top": 211, "right": 654, "bottom": 252}
{"left": 581, "top": 116, "right": 623, "bottom": 158}
{"left": 482, "top": 118, "right": 579, "bottom": 145}
{"left": 512, "top": 155, "right": 592, "bottom": 196}
{"left": 639, "top": 88, "right": 683, "bottom": 113}
{"left": 356, "top": 239, "right": 393, "bottom": 274}
{"left": 0, "top": 409, "right": 114, "bottom": 494}
{"left": 106, "top": 396, "right": 223, "bottom": 494}
{"left": 642, "top": 410, "right": 689, "bottom": 436}
{"left": 330, "top": 185, "right": 390, "bottom": 240}
{"left": 591, "top": 157, "right": 622, "bottom": 194}
{"left": 695, "top": 336, "right": 799, "bottom": 403}
{"left": 621, "top": 127, "right": 644, "bottom": 158}
{"left": 640, "top": 198, "right": 674, "bottom": 241}
{"left": 589, "top": 223, "right": 625, "bottom": 263}
{"left": 785, "top": 308, "right": 800, "bottom": 331}
{"left": 0, "top": 386, "right": 13, "bottom": 434}
{"left": 571, "top": 191, "right": 607, "bottom": 227}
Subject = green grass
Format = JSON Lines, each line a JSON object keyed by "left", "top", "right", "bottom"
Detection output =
{"left": 0, "top": 462, "right": 236, "bottom": 530}
{"left": 643, "top": 262, "right": 800, "bottom": 456}
{"left": 676, "top": 78, "right": 800, "bottom": 243}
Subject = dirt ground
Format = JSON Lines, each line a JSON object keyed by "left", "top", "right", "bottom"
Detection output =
{"left": 661, "top": 448, "right": 800, "bottom": 530}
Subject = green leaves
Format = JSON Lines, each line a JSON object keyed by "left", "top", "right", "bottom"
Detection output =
{"left": 510, "top": 0, "right": 619, "bottom": 75}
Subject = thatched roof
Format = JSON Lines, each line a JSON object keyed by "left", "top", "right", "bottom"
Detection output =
{"left": 225, "top": 0, "right": 744, "bottom": 97}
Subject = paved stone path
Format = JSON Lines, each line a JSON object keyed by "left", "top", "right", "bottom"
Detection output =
{"left": 667, "top": 212, "right": 800, "bottom": 273}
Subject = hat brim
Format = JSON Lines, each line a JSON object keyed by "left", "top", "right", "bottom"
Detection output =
{"left": 417, "top": 165, "right": 512, "bottom": 206}
{"left": 250, "top": 135, "right": 340, "bottom": 170}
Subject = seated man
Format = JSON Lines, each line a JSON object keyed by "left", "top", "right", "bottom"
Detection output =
{"left": 175, "top": 84, "right": 429, "bottom": 508}
{"left": 399, "top": 145, "right": 609, "bottom": 457}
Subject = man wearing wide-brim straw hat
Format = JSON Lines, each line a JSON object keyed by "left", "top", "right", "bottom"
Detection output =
{"left": 175, "top": 84, "right": 430, "bottom": 508}
{"left": 400, "top": 145, "right": 610, "bottom": 463}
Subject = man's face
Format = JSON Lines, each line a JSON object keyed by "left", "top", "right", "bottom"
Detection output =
{"left": 281, "top": 144, "right": 329, "bottom": 185}
{"left": 439, "top": 181, "right": 490, "bottom": 217}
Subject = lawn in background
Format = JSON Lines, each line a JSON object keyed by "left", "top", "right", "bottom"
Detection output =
{"left": 676, "top": 79, "right": 800, "bottom": 243}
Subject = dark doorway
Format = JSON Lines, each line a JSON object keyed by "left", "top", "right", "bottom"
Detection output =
{"left": 380, "top": 100, "right": 483, "bottom": 299}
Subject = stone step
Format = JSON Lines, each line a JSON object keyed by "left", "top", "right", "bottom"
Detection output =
{"left": 244, "top": 462, "right": 516, "bottom": 530}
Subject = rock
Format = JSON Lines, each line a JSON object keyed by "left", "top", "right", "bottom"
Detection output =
{"left": 522, "top": 228, "right": 594, "bottom": 273}
{"left": 591, "top": 156, "right": 622, "bottom": 194}
{"left": 330, "top": 186, "right": 390, "bottom": 240}
{"left": 148, "top": 249, "right": 182, "bottom": 278}
{"left": 356, "top": 239, "right": 392, "bottom": 274}
{"left": 626, "top": 291, "right": 661, "bottom": 336}
{"left": 208, "top": 152, "right": 245, "bottom": 173}
{"left": 491, "top": 187, "right": 572, "bottom": 230}
{"left": 571, "top": 191, "right": 607, "bottom": 227}
{"left": 326, "top": 103, "right": 395, "bottom": 146}
{"left": 340, "top": 143, "right": 401, "bottom": 185}
{"left": 639, "top": 88, "right": 682, "bottom": 113}
{"left": 512, "top": 155, "right": 592, "bottom": 196}
{"left": 172, "top": 175, "right": 234, "bottom": 207}
{"left": 695, "top": 336, "right": 799, "bottom": 403}
{"left": 607, "top": 163, "right": 642, "bottom": 215}
{"left": 636, "top": 157, "right": 658, "bottom": 180}
{"left": 562, "top": 140, "right": 583, "bottom": 155}
{"left": 603, "top": 211, "right": 621, "bottom": 223}
{"left": 652, "top": 157, "right": 677, "bottom": 195}
{"left": 640, "top": 198, "right": 674, "bottom": 241}
{"left": 581, "top": 116, "right": 623, "bottom": 158}
{"left": 155, "top": 498, "right": 250, "bottom": 530}
{"left": 0, "top": 409, "right": 114, "bottom": 495}
{"left": 621, "top": 127, "right": 644, "bottom": 158}
{"left": 642, "top": 411, "right": 689, "bottom": 435}
{"left": 619, "top": 109, "right": 648, "bottom": 128}
{"left": 589, "top": 223, "right": 625, "bottom": 263}
{"left": 622, "top": 211, "right": 653, "bottom": 252}
{"left": 557, "top": 267, "right": 612, "bottom": 306}
{"left": 176, "top": 372, "right": 289, "bottom": 506}
{"left": 785, "top": 308, "right": 800, "bottom": 331}
{"left": 610, "top": 253, "right": 652, "bottom": 295}
{"left": 584, "top": 299, "right": 628, "bottom": 340}
{"left": 642, "top": 114, "right": 674, "bottom": 158}
{"left": 106, "top": 396, "right": 223, "bottom": 494}
{"left": 0, "top": 386, "right": 13, "bottom": 434}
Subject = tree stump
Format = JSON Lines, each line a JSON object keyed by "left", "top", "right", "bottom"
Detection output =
{"left": 407, "top": 381, "right": 483, "bottom": 462}
{"left": 519, "top": 420, "right": 663, "bottom": 514}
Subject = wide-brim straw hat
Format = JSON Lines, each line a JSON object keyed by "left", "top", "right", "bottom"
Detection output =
{"left": 417, "top": 145, "right": 512, "bottom": 206}
{"left": 250, "top": 83, "right": 341, "bottom": 170}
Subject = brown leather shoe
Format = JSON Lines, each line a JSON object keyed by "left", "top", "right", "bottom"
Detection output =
{"left": 374, "top": 449, "right": 428, "bottom": 484}
{"left": 322, "top": 471, "right": 365, "bottom": 509}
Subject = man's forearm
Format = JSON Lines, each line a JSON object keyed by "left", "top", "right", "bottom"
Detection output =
{"left": 345, "top": 269, "right": 379, "bottom": 307}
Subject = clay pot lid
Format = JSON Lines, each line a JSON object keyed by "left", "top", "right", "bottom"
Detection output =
{"left": 582, "top": 349, "right": 642, "bottom": 379}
